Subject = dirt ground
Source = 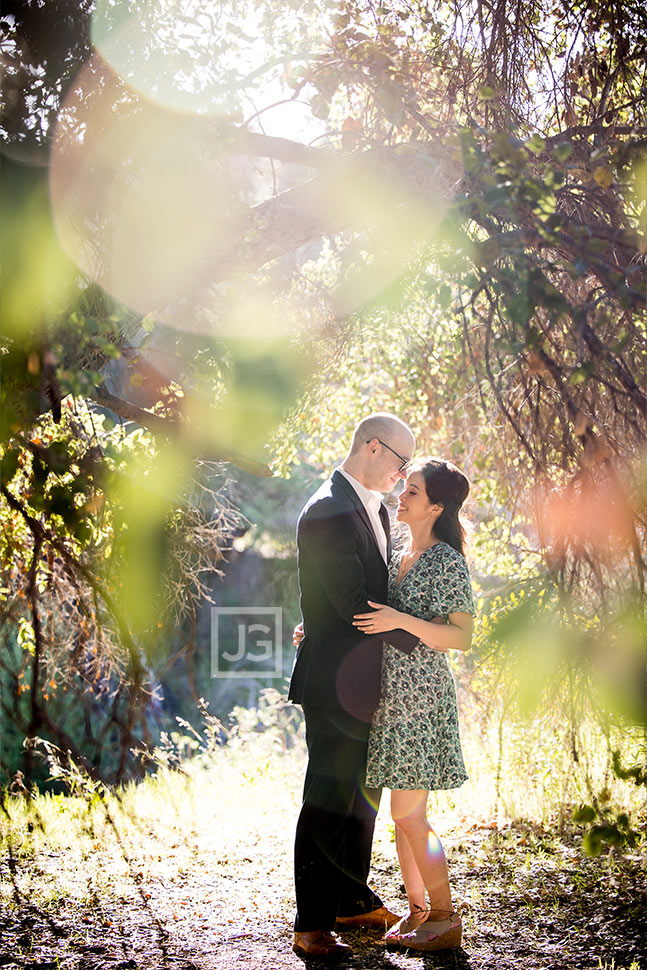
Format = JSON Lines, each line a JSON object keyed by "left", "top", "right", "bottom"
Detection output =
{"left": 1, "top": 754, "right": 646, "bottom": 970}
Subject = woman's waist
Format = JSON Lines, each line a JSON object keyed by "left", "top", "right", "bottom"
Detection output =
{"left": 382, "top": 639, "right": 450, "bottom": 664}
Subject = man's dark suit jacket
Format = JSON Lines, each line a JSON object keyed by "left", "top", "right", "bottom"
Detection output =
{"left": 288, "top": 470, "right": 419, "bottom": 716}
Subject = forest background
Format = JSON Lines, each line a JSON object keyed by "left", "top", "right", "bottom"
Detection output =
{"left": 0, "top": 0, "right": 646, "bottom": 966}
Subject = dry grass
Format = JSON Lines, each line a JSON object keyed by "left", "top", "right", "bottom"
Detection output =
{"left": 1, "top": 711, "right": 646, "bottom": 970}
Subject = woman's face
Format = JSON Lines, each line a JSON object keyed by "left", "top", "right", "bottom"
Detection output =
{"left": 396, "top": 470, "right": 438, "bottom": 525}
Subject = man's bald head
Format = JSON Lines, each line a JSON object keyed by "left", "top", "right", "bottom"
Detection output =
{"left": 349, "top": 414, "right": 415, "bottom": 457}
{"left": 344, "top": 413, "right": 416, "bottom": 492}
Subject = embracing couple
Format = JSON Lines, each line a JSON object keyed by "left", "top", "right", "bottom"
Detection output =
{"left": 288, "top": 412, "right": 475, "bottom": 958}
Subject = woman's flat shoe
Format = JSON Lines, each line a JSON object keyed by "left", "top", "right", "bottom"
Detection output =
{"left": 394, "top": 912, "right": 462, "bottom": 951}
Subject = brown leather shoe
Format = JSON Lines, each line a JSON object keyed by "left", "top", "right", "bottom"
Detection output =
{"left": 335, "top": 905, "right": 399, "bottom": 931}
{"left": 292, "top": 930, "right": 352, "bottom": 959}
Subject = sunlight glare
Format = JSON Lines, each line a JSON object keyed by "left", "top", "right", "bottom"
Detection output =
{"left": 92, "top": 0, "right": 256, "bottom": 117}
{"left": 50, "top": 56, "right": 242, "bottom": 315}
{"left": 426, "top": 828, "right": 444, "bottom": 860}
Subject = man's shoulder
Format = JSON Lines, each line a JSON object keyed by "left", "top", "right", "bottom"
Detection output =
{"left": 299, "top": 472, "right": 356, "bottom": 523}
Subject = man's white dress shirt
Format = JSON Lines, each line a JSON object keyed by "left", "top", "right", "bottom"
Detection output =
{"left": 338, "top": 468, "right": 388, "bottom": 563}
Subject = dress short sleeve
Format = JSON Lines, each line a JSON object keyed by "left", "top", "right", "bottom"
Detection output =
{"left": 425, "top": 544, "right": 476, "bottom": 618}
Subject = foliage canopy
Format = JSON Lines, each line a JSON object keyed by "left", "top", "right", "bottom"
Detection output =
{"left": 0, "top": 0, "right": 645, "bottom": 806}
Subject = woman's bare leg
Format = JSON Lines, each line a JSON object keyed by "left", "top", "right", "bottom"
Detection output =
{"left": 390, "top": 825, "right": 428, "bottom": 933}
{"left": 391, "top": 789, "right": 453, "bottom": 920}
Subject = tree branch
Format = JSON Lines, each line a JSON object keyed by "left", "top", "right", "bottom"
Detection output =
{"left": 1, "top": 483, "right": 143, "bottom": 670}
{"left": 227, "top": 128, "right": 335, "bottom": 168}
{"left": 208, "top": 143, "right": 461, "bottom": 283}
{"left": 90, "top": 385, "right": 272, "bottom": 476}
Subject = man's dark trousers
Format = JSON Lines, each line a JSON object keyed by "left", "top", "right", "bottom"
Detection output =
{"left": 293, "top": 704, "right": 383, "bottom": 932}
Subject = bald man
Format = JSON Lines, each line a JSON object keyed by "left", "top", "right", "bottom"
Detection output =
{"left": 289, "top": 413, "right": 419, "bottom": 958}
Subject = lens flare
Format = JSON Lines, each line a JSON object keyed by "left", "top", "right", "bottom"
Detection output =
{"left": 91, "top": 0, "right": 240, "bottom": 117}
{"left": 50, "top": 56, "right": 243, "bottom": 315}
{"left": 110, "top": 444, "right": 192, "bottom": 634}
{"left": 1, "top": 167, "right": 77, "bottom": 341}
{"left": 426, "top": 828, "right": 445, "bottom": 860}
{"left": 535, "top": 470, "right": 635, "bottom": 562}
{"left": 90, "top": 0, "right": 308, "bottom": 124}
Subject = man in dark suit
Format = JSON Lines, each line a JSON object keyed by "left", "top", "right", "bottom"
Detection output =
{"left": 289, "top": 413, "right": 419, "bottom": 958}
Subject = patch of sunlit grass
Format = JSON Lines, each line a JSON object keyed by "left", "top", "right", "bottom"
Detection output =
{"left": 1, "top": 735, "right": 304, "bottom": 929}
{"left": 2, "top": 700, "right": 644, "bottom": 933}
{"left": 2, "top": 702, "right": 644, "bottom": 968}
{"left": 431, "top": 706, "right": 644, "bottom": 827}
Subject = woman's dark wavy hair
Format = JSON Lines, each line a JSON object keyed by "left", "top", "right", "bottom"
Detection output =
{"left": 412, "top": 457, "right": 470, "bottom": 556}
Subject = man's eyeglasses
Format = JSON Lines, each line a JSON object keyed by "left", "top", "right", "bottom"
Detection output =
{"left": 367, "top": 438, "right": 411, "bottom": 472}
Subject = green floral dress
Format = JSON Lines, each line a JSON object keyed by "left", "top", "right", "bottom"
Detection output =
{"left": 366, "top": 542, "right": 475, "bottom": 791}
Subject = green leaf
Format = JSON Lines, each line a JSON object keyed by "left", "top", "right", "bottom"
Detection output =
{"left": 570, "top": 362, "right": 595, "bottom": 384}
{"left": 553, "top": 143, "right": 573, "bottom": 162}
{"left": 598, "top": 824, "right": 625, "bottom": 847}
{"left": 376, "top": 85, "right": 405, "bottom": 124}
{"left": 310, "top": 94, "right": 330, "bottom": 120}
{"left": 72, "top": 517, "right": 92, "bottom": 543}
{"left": 437, "top": 284, "right": 452, "bottom": 309}
{"left": 593, "top": 165, "right": 613, "bottom": 188}
{"left": 0, "top": 447, "right": 20, "bottom": 486}
{"left": 32, "top": 456, "right": 49, "bottom": 489}
{"left": 478, "top": 84, "right": 496, "bottom": 100}
{"left": 49, "top": 485, "right": 77, "bottom": 524}
{"left": 572, "top": 805, "right": 596, "bottom": 824}
{"left": 583, "top": 830, "right": 603, "bottom": 857}
{"left": 525, "top": 134, "right": 545, "bottom": 155}
{"left": 585, "top": 237, "right": 607, "bottom": 255}
{"left": 524, "top": 326, "right": 543, "bottom": 349}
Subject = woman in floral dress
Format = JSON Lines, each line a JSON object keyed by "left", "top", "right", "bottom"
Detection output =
{"left": 353, "top": 457, "right": 475, "bottom": 952}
